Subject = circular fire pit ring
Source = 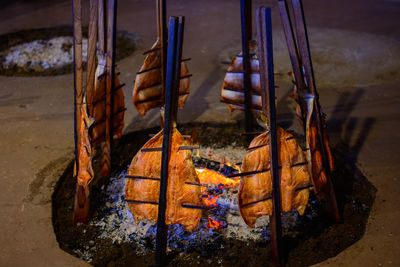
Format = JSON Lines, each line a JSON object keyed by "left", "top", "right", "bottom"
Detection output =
{"left": 52, "top": 123, "right": 376, "bottom": 266}
{"left": 0, "top": 26, "right": 136, "bottom": 76}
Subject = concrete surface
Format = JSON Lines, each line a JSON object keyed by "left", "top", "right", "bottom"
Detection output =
{"left": 0, "top": 0, "right": 399, "bottom": 266}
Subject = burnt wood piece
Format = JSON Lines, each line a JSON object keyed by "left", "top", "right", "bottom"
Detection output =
{"left": 155, "top": 16, "right": 183, "bottom": 267}
{"left": 240, "top": 0, "right": 253, "bottom": 132}
{"left": 73, "top": 0, "right": 83, "bottom": 175}
{"left": 291, "top": 0, "right": 340, "bottom": 222}
{"left": 256, "top": 7, "right": 283, "bottom": 266}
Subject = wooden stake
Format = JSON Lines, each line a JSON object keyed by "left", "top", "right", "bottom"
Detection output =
{"left": 73, "top": 0, "right": 83, "bottom": 174}
{"left": 86, "top": 0, "right": 98, "bottom": 111}
{"left": 240, "top": 0, "right": 253, "bottom": 133}
{"left": 103, "top": 0, "right": 117, "bottom": 177}
{"left": 290, "top": 0, "right": 340, "bottom": 222}
{"left": 256, "top": 7, "right": 283, "bottom": 266}
{"left": 155, "top": 16, "right": 183, "bottom": 267}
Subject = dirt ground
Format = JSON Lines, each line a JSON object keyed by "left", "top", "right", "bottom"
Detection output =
{"left": 0, "top": 0, "right": 399, "bottom": 266}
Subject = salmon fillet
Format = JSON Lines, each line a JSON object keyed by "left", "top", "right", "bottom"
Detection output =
{"left": 220, "top": 50, "right": 262, "bottom": 112}
{"left": 125, "top": 128, "right": 202, "bottom": 231}
{"left": 74, "top": 104, "right": 95, "bottom": 224}
{"left": 239, "top": 127, "right": 311, "bottom": 228}
{"left": 132, "top": 39, "right": 190, "bottom": 116}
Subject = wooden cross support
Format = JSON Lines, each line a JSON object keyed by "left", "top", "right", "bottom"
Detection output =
{"left": 155, "top": 16, "right": 185, "bottom": 267}
{"left": 256, "top": 7, "right": 283, "bottom": 266}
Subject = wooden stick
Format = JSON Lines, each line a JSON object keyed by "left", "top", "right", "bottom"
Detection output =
{"left": 155, "top": 16, "right": 181, "bottom": 267}
{"left": 86, "top": 0, "right": 98, "bottom": 110}
{"left": 291, "top": 0, "right": 340, "bottom": 222}
{"left": 256, "top": 7, "right": 283, "bottom": 266}
{"left": 98, "top": 0, "right": 105, "bottom": 54}
{"left": 103, "top": 0, "right": 117, "bottom": 177}
{"left": 277, "top": 0, "right": 306, "bottom": 124}
{"left": 73, "top": 0, "right": 83, "bottom": 175}
{"left": 240, "top": 0, "right": 253, "bottom": 133}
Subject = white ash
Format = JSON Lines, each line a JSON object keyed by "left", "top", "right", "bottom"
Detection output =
{"left": 219, "top": 188, "right": 271, "bottom": 241}
{"left": 1, "top": 36, "right": 88, "bottom": 72}
{"left": 199, "top": 146, "right": 246, "bottom": 165}
{"left": 90, "top": 169, "right": 270, "bottom": 256}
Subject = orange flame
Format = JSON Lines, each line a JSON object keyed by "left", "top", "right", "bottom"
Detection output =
{"left": 195, "top": 168, "right": 239, "bottom": 188}
{"left": 208, "top": 216, "right": 224, "bottom": 229}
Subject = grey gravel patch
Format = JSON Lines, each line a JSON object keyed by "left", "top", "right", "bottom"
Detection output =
{"left": 1, "top": 36, "right": 87, "bottom": 73}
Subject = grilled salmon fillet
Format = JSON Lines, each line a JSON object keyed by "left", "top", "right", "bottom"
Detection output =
{"left": 125, "top": 128, "right": 202, "bottom": 231}
{"left": 239, "top": 127, "right": 311, "bottom": 228}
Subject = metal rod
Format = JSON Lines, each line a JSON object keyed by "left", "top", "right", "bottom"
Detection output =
{"left": 143, "top": 46, "right": 161, "bottom": 55}
{"left": 178, "top": 145, "right": 199, "bottom": 150}
{"left": 184, "top": 181, "right": 209, "bottom": 188}
{"left": 241, "top": 185, "right": 313, "bottom": 208}
{"left": 137, "top": 65, "right": 161, "bottom": 75}
{"left": 181, "top": 203, "right": 207, "bottom": 210}
{"left": 141, "top": 145, "right": 199, "bottom": 152}
{"left": 73, "top": 0, "right": 82, "bottom": 176}
{"left": 126, "top": 199, "right": 159, "bottom": 205}
{"left": 219, "top": 100, "right": 262, "bottom": 112}
{"left": 227, "top": 168, "right": 271, "bottom": 178}
{"left": 246, "top": 143, "right": 268, "bottom": 152}
{"left": 125, "top": 175, "right": 160, "bottom": 181}
{"left": 256, "top": 7, "right": 283, "bottom": 266}
{"left": 240, "top": 197, "right": 271, "bottom": 208}
{"left": 155, "top": 16, "right": 181, "bottom": 267}
{"left": 240, "top": 0, "right": 253, "bottom": 133}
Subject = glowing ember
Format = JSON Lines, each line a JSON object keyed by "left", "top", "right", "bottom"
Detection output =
{"left": 195, "top": 168, "right": 240, "bottom": 188}
{"left": 207, "top": 216, "right": 225, "bottom": 230}
{"left": 203, "top": 194, "right": 219, "bottom": 207}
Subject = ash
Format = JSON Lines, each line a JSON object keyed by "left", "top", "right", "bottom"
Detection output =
{"left": 90, "top": 169, "right": 273, "bottom": 256}
{"left": 1, "top": 36, "right": 88, "bottom": 72}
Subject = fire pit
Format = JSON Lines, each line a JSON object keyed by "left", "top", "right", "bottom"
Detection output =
{"left": 52, "top": 123, "right": 376, "bottom": 266}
